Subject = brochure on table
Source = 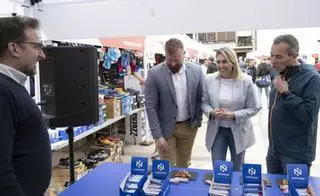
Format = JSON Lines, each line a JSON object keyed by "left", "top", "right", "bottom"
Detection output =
{"left": 120, "top": 157, "right": 148, "bottom": 196}
{"left": 287, "top": 164, "right": 309, "bottom": 196}
{"left": 242, "top": 163, "right": 262, "bottom": 195}
{"left": 209, "top": 160, "right": 233, "bottom": 196}
{"left": 142, "top": 160, "right": 170, "bottom": 196}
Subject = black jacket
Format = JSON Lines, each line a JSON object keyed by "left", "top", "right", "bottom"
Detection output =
{"left": 269, "top": 64, "right": 320, "bottom": 161}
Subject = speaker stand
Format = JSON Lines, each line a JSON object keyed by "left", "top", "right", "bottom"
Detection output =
{"left": 66, "top": 127, "right": 75, "bottom": 184}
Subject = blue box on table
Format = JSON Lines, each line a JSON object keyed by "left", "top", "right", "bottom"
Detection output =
{"left": 209, "top": 160, "right": 233, "bottom": 196}
{"left": 242, "top": 164, "right": 262, "bottom": 196}
{"left": 120, "top": 157, "right": 148, "bottom": 196}
{"left": 287, "top": 164, "right": 310, "bottom": 196}
{"left": 142, "top": 160, "right": 170, "bottom": 196}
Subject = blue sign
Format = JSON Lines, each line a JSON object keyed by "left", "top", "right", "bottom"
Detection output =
{"left": 214, "top": 160, "right": 233, "bottom": 184}
{"left": 242, "top": 164, "right": 261, "bottom": 184}
{"left": 287, "top": 164, "right": 308, "bottom": 188}
{"left": 152, "top": 160, "right": 170, "bottom": 180}
{"left": 131, "top": 157, "right": 148, "bottom": 175}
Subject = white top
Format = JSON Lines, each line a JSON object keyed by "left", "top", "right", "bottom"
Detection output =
{"left": 0, "top": 63, "right": 27, "bottom": 86}
{"left": 219, "top": 78, "right": 234, "bottom": 128}
{"left": 172, "top": 64, "right": 190, "bottom": 122}
{"left": 201, "top": 64, "right": 207, "bottom": 75}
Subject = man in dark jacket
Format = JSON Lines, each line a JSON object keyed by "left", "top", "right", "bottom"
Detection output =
{"left": 267, "top": 34, "right": 320, "bottom": 174}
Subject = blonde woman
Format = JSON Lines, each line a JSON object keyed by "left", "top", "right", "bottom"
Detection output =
{"left": 202, "top": 47, "right": 260, "bottom": 171}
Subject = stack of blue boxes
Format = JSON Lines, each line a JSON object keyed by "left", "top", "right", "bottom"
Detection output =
{"left": 121, "top": 96, "right": 134, "bottom": 115}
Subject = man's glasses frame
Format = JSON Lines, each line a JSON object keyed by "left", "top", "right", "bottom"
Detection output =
{"left": 1, "top": 41, "right": 45, "bottom": 50}
{"left": 14, "top": 41, "right": 45, "bottom": 50}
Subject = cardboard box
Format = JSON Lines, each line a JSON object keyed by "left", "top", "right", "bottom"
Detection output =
{"left": 105, "top": 99, "right": 121, "bottom": 118}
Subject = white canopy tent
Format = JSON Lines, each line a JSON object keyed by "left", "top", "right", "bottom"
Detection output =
{"left": 11, "top": 0, "right": 319, "bottom": 40}
{"left": 145, "top": 34, "right": 212, "bottom": 58}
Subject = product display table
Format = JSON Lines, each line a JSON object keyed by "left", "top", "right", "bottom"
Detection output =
{"left": 59, "top": 163, "right": 320, "bottom": 196}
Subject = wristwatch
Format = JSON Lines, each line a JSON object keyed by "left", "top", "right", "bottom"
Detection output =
{"left": 281, "top": 90, "right": 290, "bottom": 99}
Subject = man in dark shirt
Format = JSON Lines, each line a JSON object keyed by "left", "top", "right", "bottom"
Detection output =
{"left": 267, "top": 34, "right": 320, "bottom": 174}
{"left": 0, "top": 16, "right": 51, "bottom": 196}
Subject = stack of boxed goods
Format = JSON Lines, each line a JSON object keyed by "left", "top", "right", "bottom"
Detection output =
{"left": 121, "top": 96, "right": 134, "bottom": 115}
{"left": 105, "top": 98, "right": 121, "bottom": 119}
{"left": 49, "top": 125, "right": 95, "bottom": 146}
{"left": 126, "top": 89, "right": 140, "bottom": 110}
{"left": 97, "top": 94, "right": 107, "bottom": 125}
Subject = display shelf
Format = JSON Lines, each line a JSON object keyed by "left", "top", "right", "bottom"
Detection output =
{"left": 51, "top": 108, "right": 144, "bottom": 151}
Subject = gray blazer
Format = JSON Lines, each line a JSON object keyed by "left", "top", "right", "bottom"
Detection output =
{"left": 145, "top": 62, "right": 204, "bottom": 139}
{"left": 202, "top": 72, "right": 260, "bottom": 154}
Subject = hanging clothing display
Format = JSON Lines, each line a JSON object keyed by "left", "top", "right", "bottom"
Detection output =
{"left": 103, "top": 48, "right": 121, "bottom": 69}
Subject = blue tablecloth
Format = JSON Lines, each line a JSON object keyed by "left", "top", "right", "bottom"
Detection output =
{"left": 59, "top": 163, "right": 320, "bottom": 196}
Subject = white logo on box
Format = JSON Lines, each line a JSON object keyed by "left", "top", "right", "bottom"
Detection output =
{"left": 294, "top": 168, "right": 302, "bottom": 177}
{"left": 248, "top": 168, "right": 256, "bottom": 176}
{"left": 136, "top": 160, "right": 143, "bottom": 168}
{"left": 219, "top": 164, "right": 228, "bottom": 172}
{"left": 157, "top": 163, "right": 165, "bottom": 171}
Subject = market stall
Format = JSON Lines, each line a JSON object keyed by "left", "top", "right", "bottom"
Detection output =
{"left": 59, "top": 163, "right": 320, "bottom": 196}
{"left": 3, "top": 0, "right": 320, "bottom": 196}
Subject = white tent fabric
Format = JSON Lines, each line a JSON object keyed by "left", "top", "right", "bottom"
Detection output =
{"left": 145, "top": 34, "right": 211, "bottom": 58}
{"left": 34, "top": 0, "right": 320, "bottom": 40}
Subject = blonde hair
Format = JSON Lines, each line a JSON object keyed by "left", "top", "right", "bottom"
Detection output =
{"left": 216, "top": 47, "right": 243, "bottom": 80}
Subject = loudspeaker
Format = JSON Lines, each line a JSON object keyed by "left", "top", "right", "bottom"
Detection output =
{"left": 39, "top": 46, "right": 99, "bottom": 128}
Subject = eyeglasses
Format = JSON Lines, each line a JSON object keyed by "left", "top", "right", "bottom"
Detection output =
{"left": 15, "top": 41, "right": 44, "bottom": 50}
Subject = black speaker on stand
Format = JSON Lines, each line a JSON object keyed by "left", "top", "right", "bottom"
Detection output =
{"left": 39, "top": 46, "right": 99, "bottom": 184}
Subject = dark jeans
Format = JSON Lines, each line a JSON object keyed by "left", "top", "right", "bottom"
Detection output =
{"left": 211, "top": 127, "right": 245, "bottom": 171}
{"left": 266, "top": 146, "right": 311, "bottom": 174}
